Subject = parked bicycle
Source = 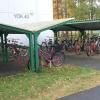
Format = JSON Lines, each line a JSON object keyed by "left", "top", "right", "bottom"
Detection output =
{"left": 61, "top": 39, "right": 81, "bottom": 54}
{"left": 96, "top": 37, "right": 100, "bottom": 54}
{"left": 84, "top": 38, "right": 96, "bottom": 56}
{"left": 62, "top": 39, "right": 75, "bottom": 52}
{"left": 41, "top": 36, "right": 53, "bottom": 52}
{"left": 7, "top": 39, "right": 29, "bottom": 66}
{"left": 74, "top": 39, "right": 81, "bottom": 55}
{"left": 38, "top": 44, "right": 64, "bottom": 67}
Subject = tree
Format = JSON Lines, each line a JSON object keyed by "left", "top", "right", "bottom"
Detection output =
{"left": 64, "top": 0, "right": 76, "bottom": 18}
{"left": 75, "top": 3, "right": 89, "bottom": 19}
{"left": 74, "top": 0, "right": 100, "bottom": 19}
{"left": 57, "top": 0, "right": 100, "bottom": 20}
{"left": 95, "top": 6, "right": 100, "bottom": 18}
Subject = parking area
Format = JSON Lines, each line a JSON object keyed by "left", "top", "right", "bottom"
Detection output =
{"left": 0, "top": 58, "right": 27, "bottom": 76}
{"left": 0, "top": 51, "right": 100, "bottom": 76}
{"left": 64, "top": 51, "right": 100, "bottom": 69}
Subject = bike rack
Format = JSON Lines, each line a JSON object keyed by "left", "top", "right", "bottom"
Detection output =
{"left": 0, "top": 18, "right": 100, "bottom": 72}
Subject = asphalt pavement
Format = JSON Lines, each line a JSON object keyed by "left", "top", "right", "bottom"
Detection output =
{"left": 0, "top": 61, "right": 26, "bottom": 76}
{"left": 64, "top": 52, "right": 100, "bottom": 70}
{"left": 0, "top": 51, "right": 100, "bottom": 75}
{"left": 58, "top": 86, "right": 100, "bottom": 100}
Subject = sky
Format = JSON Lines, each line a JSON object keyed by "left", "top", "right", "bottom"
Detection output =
{"left": 0, "top": 0, "right": 54, "bottom": 46}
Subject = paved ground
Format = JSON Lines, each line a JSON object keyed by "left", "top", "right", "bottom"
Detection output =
{"left": 58, "top": 86, "right": 100, "bottom": 100}
{"left": 0, "top": 61, "right": 26, "bottom": 76}
{"left": 0, "top": 51, "right": 100, "bottom": 75}
{"left": 64, "top": 52, "right": 100, "bottom": 69}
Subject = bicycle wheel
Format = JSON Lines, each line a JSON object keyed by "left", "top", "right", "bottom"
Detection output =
{"left": 75, "top": 48, "right": 81, "bottom": 55}
{"left": 86, "top": 46, "right": 92, "bottom": 56}
{"left": 20, "top": 48, "right": 28, "bottom": 56}
{"left": 52, "top": 53, "right": 63, "bottom": 67}
{"left": 56, "top": 52, "right": 65, "bottom": 61}
{"left": 96, "top": 43, "right": 100, "bottom": 54}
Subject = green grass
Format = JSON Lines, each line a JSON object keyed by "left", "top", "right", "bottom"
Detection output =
{"left": 0, "top": 65, "right": 100, "bottom": 100}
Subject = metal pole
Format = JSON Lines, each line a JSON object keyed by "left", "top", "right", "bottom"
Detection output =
{"left": 34, "top": 33, "right": 39, "bottom": 72}
{"left": 29, "top": 33, "right": 35, "bottom": 72}
{"left": 4, "top": 34, "right": 8, "bottom": 63}
{"left": 1, "top": 34, "right": 5, "bottom": 63}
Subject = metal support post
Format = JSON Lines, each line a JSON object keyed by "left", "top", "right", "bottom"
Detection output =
{"left": 34, "top": 33, "right": 40, "bottom": 72}
{"left": 4, "top": 34, "right": 8, "bottom": 63}
{"left": 29, "top": 33, "right": 35, "bottom": 72}
{"left": 1, "top": 34, "right": 5, "bottom": 63}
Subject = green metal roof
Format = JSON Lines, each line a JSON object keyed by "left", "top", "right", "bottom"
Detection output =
{"left": 0, "top": 18, "right": 74, "bottom": 34}
{"left": 0, "top": 23, "right": 32, "bottom": 34}
{"left": 53, "top": 19, "right": 100, "bottom": 31}
{"left": 0, "top": 18, "right": 100, "bottom": 35}
{"left": 67, "top": 19, "right": 100, "bottom": 30}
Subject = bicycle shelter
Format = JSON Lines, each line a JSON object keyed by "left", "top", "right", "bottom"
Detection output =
{"left": 0, "top": 18, "right": 100, "bottom": 72}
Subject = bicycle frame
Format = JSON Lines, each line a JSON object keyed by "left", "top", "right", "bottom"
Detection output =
{"left": 38, "top": 47, "right": 55, "bottom": 63}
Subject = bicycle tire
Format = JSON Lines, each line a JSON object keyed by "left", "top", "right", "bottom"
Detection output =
{"left": 56, "top": 52, "right": 65, "bottom": 61}
{"left": 86, "top": 47, "right": 91, "bottom": 56}
{"left": 52, "top": 53, "right": 63, "bottom": 67}
{"left": 75, "top": 48, "right": 81, "bottom": 55}
{"left": 96, "top": 43, "right": 100, "bottom": 54}
{"left": 20, "top": 49, "right": 28, "bottom": 56}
